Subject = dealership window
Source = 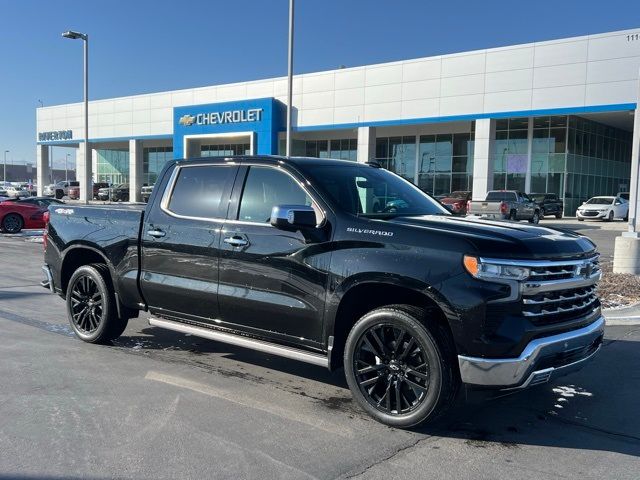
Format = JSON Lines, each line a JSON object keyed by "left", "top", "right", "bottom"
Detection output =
{"left": 200, "top": 143, "right": 250, "bottom": 157}
{"left": 530, "top": 116, "right": 567, "bottom": 196}
{"left": 492, "top": 118, "right": 529, "bottom": 192}
{"left": 376, "top": 136, "right": 417, "bottom": 183}
{"left": 415, "top": 133, "right": 474, "bottom": 196}
{"left": 564, "top": 116, "right": 632, "bottom": 215}
{"left": 143, "top": 146, "right": 173, "bottom": 186}
{"left": 96, "top": 149, "right": 130, "bottom": 185}
{"left": 303, "top": 139, "right": 356, "bottom": 161}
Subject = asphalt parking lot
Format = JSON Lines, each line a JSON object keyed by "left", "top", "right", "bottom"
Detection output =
{"left": 0, "top": 225, "right": 639, "bottom": 479}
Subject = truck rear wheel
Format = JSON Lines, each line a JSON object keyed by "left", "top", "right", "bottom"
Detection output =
{"left": 343, "top": 305, "right": 458, "bottom": 428}
{"left": 66, "top": 264, "right": 128, "bottom": 344}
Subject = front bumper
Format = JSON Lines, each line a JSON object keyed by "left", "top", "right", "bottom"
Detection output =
{"left": 458, "top": 316, "right": 604, "bottom": 389}
{"left": 577, "top": 210, "right": 607, "bottom": 219}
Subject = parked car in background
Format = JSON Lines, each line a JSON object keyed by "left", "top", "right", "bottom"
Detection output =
{"left": 618, "top": 192, "right": 630, "bottom": 202}
{"left": 439, "top": 191, "right": 472, "bottom": 215}
{"left": 44, "top": 181, "right": 79, "bottom": 199}
{"left": 110, "top": 184, "right": 130, "bottom": 202}
{"left": 68, "top": 185, "right": 80, "bottom": 200}
{"left": 576, "top": 196, "right": 628, "bottom": 222}
{"left": 5, "top": 186, "right": 30, "bottom": 199}
{"left": 97, "top": 185, "right": 111, "bottom": 201}
{"left": 0, "top": 196, "right": 63, "bottom": 233}
{"left": 530, "top": 193, "right": 563, "bottom": 219}
{"left": 468, "top": 190, "right": 541, "bottom": 223}
{"left": 141, "top": 184, "right": 154, "bottom": 203}
{"left": 93, "top": 182, "right": 110, "bottom": 200}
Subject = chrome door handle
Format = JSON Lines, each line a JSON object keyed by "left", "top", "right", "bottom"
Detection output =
{"left": 147, "top": 229, "right": 166, "bottom": 238}
{"left": 223, "top": 236, "right": 248, "bottom": 247}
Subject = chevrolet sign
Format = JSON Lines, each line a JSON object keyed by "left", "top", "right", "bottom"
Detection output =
{"left": 38, "top": 130, "right": 73, "bottom": 141}
{"left": 179, "top": 108, "right": 263, "bottom": 127}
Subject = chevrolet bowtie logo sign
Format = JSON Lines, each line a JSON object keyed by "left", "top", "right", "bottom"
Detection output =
{"left": 177, "top": 108, "right": 263, "bottom": 127}
{"left": 178, "top": 115, "right": 196, "bottom": 126}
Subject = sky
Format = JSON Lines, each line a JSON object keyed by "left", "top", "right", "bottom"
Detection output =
{"left": 0, "top": 0, "right": 638, "bottom": 169}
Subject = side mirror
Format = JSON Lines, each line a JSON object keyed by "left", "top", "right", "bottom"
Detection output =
{"left": 270, "top": 204, "right": 317, "bottom": 230}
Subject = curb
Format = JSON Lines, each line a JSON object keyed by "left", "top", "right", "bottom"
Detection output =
{"left": 603, "top": 302, "right": 640, "bottom": 326}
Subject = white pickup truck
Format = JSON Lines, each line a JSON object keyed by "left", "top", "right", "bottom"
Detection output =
{"left": 467, "top": 190, "right": 541, "bottom": 223}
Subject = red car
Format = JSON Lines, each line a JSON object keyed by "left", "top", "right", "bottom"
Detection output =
{"left": 440, "top": 191, "right": 472, "bottom": 215}
{"left": 68, "top": 185, "right": 80, "bottom": 200}
{"left": 0, "top": 197, "right": 64, "bottom": 234}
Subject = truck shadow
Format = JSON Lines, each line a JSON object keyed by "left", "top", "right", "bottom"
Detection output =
{"left": 117, "top": 325, "right": 640, "bottom": 458}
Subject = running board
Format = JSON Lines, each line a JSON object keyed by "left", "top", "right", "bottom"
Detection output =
{"left": 148, "top": 317, "right": 329, "bottom": 368}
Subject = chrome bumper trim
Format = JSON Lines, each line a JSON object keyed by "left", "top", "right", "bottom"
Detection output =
{"left": 458, "top": 316, "right": 605, "bottom": 389}
{"left": 41, "top": 265, "right": 54, "bottom": 293}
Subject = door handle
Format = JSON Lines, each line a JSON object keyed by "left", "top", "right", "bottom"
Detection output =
{"left": 223, "top": 236, "right": 248, "bottom": 247}
{"left": 147, "top": 229, "right": 166, "bottom": 238}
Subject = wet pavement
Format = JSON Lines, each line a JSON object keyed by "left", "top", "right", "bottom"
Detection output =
{"left": 0, "top": 232, "right": 638, "bottom": 479}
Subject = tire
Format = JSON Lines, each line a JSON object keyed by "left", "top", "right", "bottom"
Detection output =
{"left": 66, "top": 264, "right": 128, "bottom": 344}
{"left": 55, "top": 190, "right": 63, "bottom": 200}
{"left": 528, "top": 211, "right": 540, "bottom": 224}
{"left": 578, "top": 217, "right": 584, "bottom": 221}
{"left": 509, "top": 210, "right": 517, "bottom": 221}
{"left": 343, "top": 305, "right": 458, "bottom": 428}
{"left": 540, "top": 208, "right": 545, "bottom": 218}
{"left": 555, "top": 211, "right": 563, "bottom": 219}
{"left": 606, "top": 211, "right": 614, "bottom": 222}
{"left": 2, "top": 213, "right": 24, "bottom": 234}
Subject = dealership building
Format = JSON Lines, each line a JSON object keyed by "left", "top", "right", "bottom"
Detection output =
{"left": 36, "top": 28, "right": 639, "bottom": 213}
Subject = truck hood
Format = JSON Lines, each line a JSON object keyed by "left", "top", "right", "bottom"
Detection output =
{"left": 385, "top": 214, "right": 597, "bottom": 259}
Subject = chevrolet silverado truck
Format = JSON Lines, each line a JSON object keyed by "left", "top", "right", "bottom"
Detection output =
{"left": 41, "top": 156, "right": 604, "bottom": 427}
{"left": 468, "top": 190, "right": 541, "bottom": 223}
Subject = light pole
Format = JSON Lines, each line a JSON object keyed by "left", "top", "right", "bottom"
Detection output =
{"left": 62, "top": 30, "right": 89, "bottom": 204}
{"left": 285, "top": 0, "right": 294, "bottom": 157}
{"left": 3, "top": 150, "right": 8, "bottom": 183}
{"left": 65, "top": 153, "right": 70, "bottom": 181}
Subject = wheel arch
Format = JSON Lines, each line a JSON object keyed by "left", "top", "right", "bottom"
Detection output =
{"left": 326, "top": 277, "right": 457, "bottom": 371}
{"left": 60, "top": 244, "right": 114, "bottom": 295}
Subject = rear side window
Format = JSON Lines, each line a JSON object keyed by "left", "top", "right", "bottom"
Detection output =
{"left": 486, "top": 191, "right": 516, "bottom": 202}
{"left": 238, "top": 166, "right": 313, "bottom": 223}
{"left": 167, "top": 165, "right": 235, "bottom": 219}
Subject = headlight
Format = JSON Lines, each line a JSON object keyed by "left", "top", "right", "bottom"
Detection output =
{"left": 463, "top": 255, "right": 530, "bottom": 281}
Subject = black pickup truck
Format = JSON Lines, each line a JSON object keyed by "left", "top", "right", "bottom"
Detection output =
{"left": 42, "top": 155, "right": 604, "bottom": 427}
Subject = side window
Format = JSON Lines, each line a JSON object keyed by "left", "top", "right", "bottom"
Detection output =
{"left": 238, "top": 167, "right": 314, "bottom": 223}
{"left": 166, "top": 165, "right": 235, "bottom": 219}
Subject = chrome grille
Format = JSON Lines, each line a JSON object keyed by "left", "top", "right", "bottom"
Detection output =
{"left": 521, "top": 255, "right": 600, "bottom": 326}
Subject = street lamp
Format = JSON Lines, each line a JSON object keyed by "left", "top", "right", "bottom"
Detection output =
{"left": 285, "top": 0, "right": 294, "bottom": 157}
{"left": 3, "top": 150, "right": 8, "bottom": 184}
{"left": 62, "top": 30, "right": 89, "bottom": 204}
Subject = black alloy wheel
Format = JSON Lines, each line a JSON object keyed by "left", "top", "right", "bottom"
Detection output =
{"left": 353, "top": 324, "right": 430, "bottom": 415}
{"left": 607, "top": 211, "right": 614, "bottom": 222}
{"left": 69, "top": 274, "right": 103, "bottom": 334}
{"left": 2, "top": 213, "right": 23, "bottom": 234}
{"left": 66, "top": 264, "right": 128, "bottom": 343}
{"left": 509, "top": 210, "right": 517, "bottom": 221}
{"left": 344, "top": 305, "right": 458, "bottom": 427}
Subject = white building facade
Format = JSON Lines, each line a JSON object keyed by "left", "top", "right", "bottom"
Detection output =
{"left": 36, "top": 28, "right": 640, "bottom": 214}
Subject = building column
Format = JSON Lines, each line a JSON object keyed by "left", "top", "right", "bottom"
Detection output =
{"left": 357, "top": 126, "right": 377, "bottom": 163}
{"left": 76, "top": 143, "right": 92, "bottom": 202}
{"left": 525, "top": 117, "right": 533, "bottom": 193}
{"left": 129, "top": 140, "right": 144, "bottom": 202}
{"left": 613, "top": 68, "right": 640, "bottom": 273}
{"left": 36, "top": 145, "right": 50, "bottom": 196}
{"left": 92, "top": 148, "right": 98, "bottom": 183}
{"left": 471, "top": 118, "right": 496, "bottom": 200}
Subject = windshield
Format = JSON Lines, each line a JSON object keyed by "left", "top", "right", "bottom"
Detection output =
{"left": 586, "top": 197, "right": 613, "bottom": 205}
{"left": 302, "top": 164, "right": 449, "bottom": 217}
{"left": 530, "top": 194, "right": 547, "bottom": 202}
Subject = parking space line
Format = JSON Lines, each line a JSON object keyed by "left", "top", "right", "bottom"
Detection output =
{"left": 145, "top": 370, "right": 354, "bottom": 437}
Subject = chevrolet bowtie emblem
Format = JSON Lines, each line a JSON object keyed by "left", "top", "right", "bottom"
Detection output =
{"left": 179, "top": 114, "right": 195, "bottom": 126}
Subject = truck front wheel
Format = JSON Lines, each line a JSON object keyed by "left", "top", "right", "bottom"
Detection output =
{"left": 343, "top": 305, "right": 458, "bottom": 428}
{"left": 66, "top": 264, "right": 128, "bottom": 343}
